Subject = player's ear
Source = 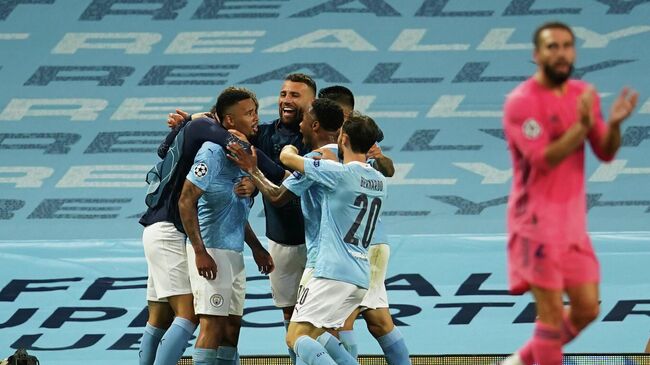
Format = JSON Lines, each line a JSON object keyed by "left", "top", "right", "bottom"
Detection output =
{"left": 223, "top": 114, "right": 233, "bottom": 128}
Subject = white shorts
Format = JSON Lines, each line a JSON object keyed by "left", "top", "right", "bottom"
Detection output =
{"left": 187, "top": 246, "right": 246, "bottom": 316}
{"left": 268, "top": 239, "right": 307, "bottom": 307}
{"left": 291, "top": 268, "right": 367, "bottom": 329}
{"left": 142, "top": 222, "right": 192, "bottom": 301}
{"left": 360, "top": 244, "right": 390, "bottom": 311}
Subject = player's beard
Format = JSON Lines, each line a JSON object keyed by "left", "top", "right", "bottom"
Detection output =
{"left": 279, "top": 105, "right": 303, "bottom": 127}
{"left": 543, "top": 61, "right": 573, "bottom": 86}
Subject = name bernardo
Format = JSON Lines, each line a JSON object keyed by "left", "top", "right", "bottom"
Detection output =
{"left": 360, "top": 177, "right": 384, "bottom": 191}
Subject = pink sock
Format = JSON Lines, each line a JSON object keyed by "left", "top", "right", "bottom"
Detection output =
{"left": 518, "top": 340, "right": 535, "bottom": 365}
{"left": 519, "top": 313, "right": 580, "bottom": 365}
{"left": 531, "top": 321, "right": 563, "bottom": 365}
{"left": 561, "top": 313, "right": 578, "bottom": 344}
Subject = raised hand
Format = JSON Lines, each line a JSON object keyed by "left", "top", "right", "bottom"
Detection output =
{"left": 609, "top": 87, "right": 639, "bottom": 127}
{"left": 366, "top": 143, "right": 384, "bottom": 160}
{"left": 227, "top": 143, "right": 258, "bottom": 173}
{"left": 167, "top": 108, "right": 187, "bottom": 129}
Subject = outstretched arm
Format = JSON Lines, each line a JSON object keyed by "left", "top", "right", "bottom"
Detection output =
{"left": 227, "top": 143, "right": 297, "bottom": 206}
{"left": 279, "top": 145, "right": 306, "bottom": 173}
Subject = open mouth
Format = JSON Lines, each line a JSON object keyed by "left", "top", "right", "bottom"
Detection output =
{"left": 282, "top": 106, "right": 297, "bottom": 119}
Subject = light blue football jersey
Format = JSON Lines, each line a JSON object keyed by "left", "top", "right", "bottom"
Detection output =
{"left": 186, "top": 142, "right": 251, "bottom": 252}
{"left": 282, "top": 144, "right": 337, "bottom": 268}
{"left": 366, "top": 157, "right": 388, "bottom": 246}
{"left": 303, "top": 158, "right": 387, "bottom": 289}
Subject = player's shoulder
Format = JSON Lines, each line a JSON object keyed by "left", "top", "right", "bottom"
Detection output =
{"left": 567, "top": 79, "right": 590, "bottom": 93}
{"left": 197, "top": 141, "right": 225, "bottom": 157}
{"left": 186, "top": 116, "right": 216, "bottom": 129}
{"left": 185, "top": 117, "right": 221, "bottom": 139}
{"left": 505, "top": 78, "right": 537, "bottom": 103}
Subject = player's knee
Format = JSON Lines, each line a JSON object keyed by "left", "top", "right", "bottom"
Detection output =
{"left": 285, "top": 334, "right": 297, "bottom": 351}
{"left": 367, "top": 319, "right": 393, "bottom": 338}
{"left": 572, "top": 304, "right": 599, "bottom": 330}
{"left": 177, "top": 312, "right": 198, "bottom": 325}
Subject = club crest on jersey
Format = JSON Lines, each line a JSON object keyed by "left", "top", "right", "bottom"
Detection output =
{"left": 313, "top": 160, "right": 320, "bottom": 168}
{"left": 193, "top": 163, "right": 208, "bottom": 178}
{"left": 210, "top": 294, "right": 224, "bottom": 308}
{"left": 522, "top": 118, "right": 542, "bottom": 139}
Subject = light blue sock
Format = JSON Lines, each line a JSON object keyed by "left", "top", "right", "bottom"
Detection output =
{"left": 316, "top": 332, "right": 359, "bottom": 365}
{"left": 216, "top": 346, "right": 238, "bottom": 365}
{"left": 193, "top": 348, "right": 218, "bottom": 365}
{"left": 377, "top": 327, "right": 411, "bottom": 365}
{"left": 139, "top": 323, "right": 166, "bottom": 365}
{"left": 293, "top": 335, "right": 337, "bottom": 365}
{"left": 154, "top": 317, "right": 197, "bottom": 365}
{"left": 284, "top": 320, "right": 297, "bottom": 365}
{"left": 338, "top": 330, "right": 358, "bottom": 359}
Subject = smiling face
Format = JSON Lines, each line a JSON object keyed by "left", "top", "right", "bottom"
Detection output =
{"left": 222, "top": 98, "right": 259, "bottom": 139}
{"left": 534, "top": 27, "right": 576, "bottom": 86}
{"left": 278, "top": 80, "right": 315, "bottom": 126}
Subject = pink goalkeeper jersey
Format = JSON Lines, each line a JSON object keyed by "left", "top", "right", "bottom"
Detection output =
{"left": 503, "top": 78, "right": 615, "bottom": 244}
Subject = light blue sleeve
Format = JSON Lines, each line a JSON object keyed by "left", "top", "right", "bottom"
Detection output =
{"left": 186, "top": 142, "right": 223, "bottom": 191}
{"left": 282, "top": 170, "right": 314, "bottom": 196}
{"left": 303, "top": 158, "right": 343, "bottom": 190}
{"left": 283, "top": 151, "right": 320, "bottom": 196}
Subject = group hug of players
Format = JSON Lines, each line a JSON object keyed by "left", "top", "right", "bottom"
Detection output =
{"left": 138, "top": 75, "right": 409, "bottom": 365}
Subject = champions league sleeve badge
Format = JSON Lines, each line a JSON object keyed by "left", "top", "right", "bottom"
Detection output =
{"left": 193, "top": 162, "right": 208, "bottom": 178}
{"left": 522, "top": 118, "right": 542, "bottom": 140}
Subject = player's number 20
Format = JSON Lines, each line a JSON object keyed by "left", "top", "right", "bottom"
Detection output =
{"left": 344, "top": 194, "right": 381, "bottom": 248}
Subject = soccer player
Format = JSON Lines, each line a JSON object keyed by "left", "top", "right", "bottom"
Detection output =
{"left": 501, "top": 22, "right": 638, "bottom": 365}
{"left": 254, "top": 74, "right": 316, "bottom": 360}
{"left": 318, "top": 85, "right": 409, "bottom": 365}
{"left": 278, "top": 113, "right": 385, "bottom": 365}
{"left": 138, "top": 89, "right": 279, "bottom": 365}
{"left": 178, "top": 87, "right": 269, "bottom": 365}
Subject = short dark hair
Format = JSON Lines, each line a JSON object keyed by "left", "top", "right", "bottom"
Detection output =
{"left": 318, "top": 85, "right": 355, "bottom": 109}
{"left": 311, "top": 98, "right": 344, "bottom": 132}
{"left": 533, "top": 21, "right": 574, "bottom": 49}
{"left": 342, "top": 112, "right": 380, "bottom": 154}
{"left": 285, "top": 73, "right": 317, "bottom": 96}
{"left": 212, "top": 86, "right": 257, "bottom": 122}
